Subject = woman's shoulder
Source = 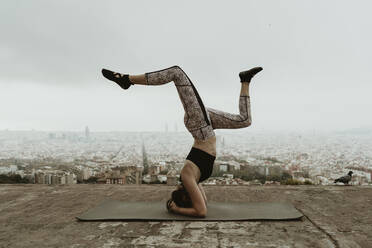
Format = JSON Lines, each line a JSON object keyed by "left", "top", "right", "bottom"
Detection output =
{"left": 181, "top": 161, "right": 201, "bottom": 183}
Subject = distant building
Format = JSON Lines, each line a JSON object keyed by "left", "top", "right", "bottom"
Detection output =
{"left": 105, "top": 167, "right": 142, "bottom": 185}
{"left": 158, "top": 161, "right": 166, "bottom": 171}
{"left": 35, "top": 172, "right": 45, "bottom": 184}
{"left": 166, "top": 169, "right": 178, "bottom": 186}
{"left": 219, "top": 164, "right": 228, "bottom": 172}
{"left": 66, "top": 174, "right": 75, "bottom": 184}
{"left": 216, "top": 162, "right": 238, "bottom": 173}
{"left": 148, "top": 165, "right": 161, "bottom": 175}
{"left": 45, "top": 174, "right": 52, "bottom": 184}
{"left": 85, "top": 126, "right": 90, "bottom": 139}
{"left": 34, "top": 172, "right": 76, "bottom": 185}
{"left": 82, "top": 168, "right": 91, "bottom": 180}
{"left": 51, "top": 175, "right": 59, "bottom": 184}
{"left": 106, "top": 176, "right": 125, "bottom": 184}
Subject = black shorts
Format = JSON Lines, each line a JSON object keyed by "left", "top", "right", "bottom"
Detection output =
{"left": 180, "top": 147, "right": 216, "bottom": 184}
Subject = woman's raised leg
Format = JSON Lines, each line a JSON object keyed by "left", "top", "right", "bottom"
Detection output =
{"left": 206, "top": 67, "right": 262, "bottom": 130}
{"left": 101, "top": 65, "right": 215, "bottom": 141}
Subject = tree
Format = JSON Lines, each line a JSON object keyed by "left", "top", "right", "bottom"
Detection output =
{"left": 84, "top": 176, "right": 98, "bottom": 184}
{"left": 0, "top": 174, "right": 30, "bottom": 184}
{"left": 281, "top": 171, "right": 292, "bottom": 181}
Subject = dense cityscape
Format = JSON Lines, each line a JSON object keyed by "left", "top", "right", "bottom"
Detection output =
{"left": 1, "top": 127, "right": 371, "bottom": 186}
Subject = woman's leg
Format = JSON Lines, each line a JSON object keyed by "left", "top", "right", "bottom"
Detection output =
{"left": 105, "top": 65, "right": 215, "bottom": 141}
{"left": 206, "top": 67, "right": 262, "bottom": 129}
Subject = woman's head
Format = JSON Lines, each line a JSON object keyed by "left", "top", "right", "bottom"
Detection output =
{"left": 171, "top": 186, "right": 192, "bottom": 208}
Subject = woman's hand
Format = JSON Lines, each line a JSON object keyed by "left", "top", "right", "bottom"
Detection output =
{"left": 166, "top": 199, "right": 178, "bottom": 213}
{"left": 169, "top": 201, "right": 178, "bottom": 213}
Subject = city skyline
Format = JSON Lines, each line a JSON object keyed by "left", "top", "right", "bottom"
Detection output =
{"left": 1, "top": 127, "right": 371, "bottom": 186}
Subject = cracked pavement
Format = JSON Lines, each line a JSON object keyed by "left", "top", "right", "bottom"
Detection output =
{"left": 0, "top": 184, "right": 371, "bottom": 248}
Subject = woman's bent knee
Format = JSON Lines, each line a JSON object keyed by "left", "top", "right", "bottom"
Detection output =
{"left": 245, "top": 120, "right": 252, "bottom": 127}
{"left": 241, "top": 118, "right": 251, "bottom": 128}
{"left": 171, "top": 65, "right": 187, "bottom": 83}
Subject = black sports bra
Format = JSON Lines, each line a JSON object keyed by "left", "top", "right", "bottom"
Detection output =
{"left": 180, "top": 147, "right": 216, "bottom": 184}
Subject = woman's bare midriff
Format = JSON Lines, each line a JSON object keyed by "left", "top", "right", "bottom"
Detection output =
{"left": 182, "top": 136, "right": 216, "bottom": 184}
{"left": 192, "top": 135, "right": 216, "bottom": 157}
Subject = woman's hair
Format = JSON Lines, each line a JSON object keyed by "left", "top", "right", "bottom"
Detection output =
{"left": 171, "top": 188, "right": 192, "bottom": 208}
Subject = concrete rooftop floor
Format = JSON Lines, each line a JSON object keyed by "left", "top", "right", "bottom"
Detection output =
{"left": 0, "top": 184, "right": 371, "bottom": 248}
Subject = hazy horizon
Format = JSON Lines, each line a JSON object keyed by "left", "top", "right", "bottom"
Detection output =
{"left": 1, "top": 0, "right": 371, "bottom": 133}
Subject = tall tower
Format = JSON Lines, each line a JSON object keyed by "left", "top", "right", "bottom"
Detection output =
{"left": 142, "top": 141, "right": 148, "bottom": 174}
{"left": 85, "top": 126, "right": 90, "bottom": 139}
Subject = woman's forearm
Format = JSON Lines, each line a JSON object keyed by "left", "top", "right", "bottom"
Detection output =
{"left": 173, "top": 206, "right": 206, "bottom": 218}
{"left": 198, "top": 184, "right": 208, "bottom": 206}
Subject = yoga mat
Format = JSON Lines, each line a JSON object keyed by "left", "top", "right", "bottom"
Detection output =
{"left": 76, "top": 199, "right": 303, "bottom": 221}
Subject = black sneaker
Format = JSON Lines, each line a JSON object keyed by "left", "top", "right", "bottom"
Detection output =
{"left": 239, "top": 67, "right": 263, "bottom": 83}
{"left": 101, "top": 68, "right": 133, "bottom": 90}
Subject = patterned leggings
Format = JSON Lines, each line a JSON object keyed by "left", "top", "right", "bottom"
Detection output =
{"left": 145, "top": 66, "right": 252, "bottom": 141}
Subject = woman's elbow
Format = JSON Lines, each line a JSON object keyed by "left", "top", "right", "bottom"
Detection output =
{"left": 196, "top": 209, "right": 207, "bottom": 218}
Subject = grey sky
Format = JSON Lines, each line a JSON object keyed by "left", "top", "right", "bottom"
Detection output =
{"left": 1, "top": 0, "right": 371, "bottom": 132}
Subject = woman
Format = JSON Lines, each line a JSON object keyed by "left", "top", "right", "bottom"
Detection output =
{"left": 101, "top": 65, "right": 262, "bottom": 218}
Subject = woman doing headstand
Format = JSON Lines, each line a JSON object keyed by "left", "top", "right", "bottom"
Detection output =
{"left": 101, "top": 65, "right": 262, "bottom": 218}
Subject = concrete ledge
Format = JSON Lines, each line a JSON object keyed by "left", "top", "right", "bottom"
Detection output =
{"left": 0, "top": 184, "right": 371, "bottom": 248}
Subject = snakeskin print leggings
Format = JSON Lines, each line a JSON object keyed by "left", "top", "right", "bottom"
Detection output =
{"left": 145, "top": 65, "right": 252, "bottom": 141}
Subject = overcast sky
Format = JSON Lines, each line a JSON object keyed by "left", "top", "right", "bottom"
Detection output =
{"left": 1, "top": 0, "right": 371, "bottom": 133}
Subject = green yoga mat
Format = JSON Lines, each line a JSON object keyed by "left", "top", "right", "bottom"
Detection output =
{"left": 76, "top": 199, "right": 303, "bottom": 221}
